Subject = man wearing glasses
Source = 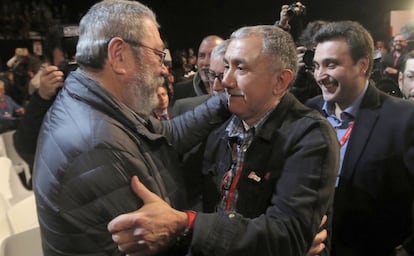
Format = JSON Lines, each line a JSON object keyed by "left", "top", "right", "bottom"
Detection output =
{"left": 32, "top": 1, "right": 231, "bottom": 255}
{"left": 398, "top": 50, "right": 414, "bottom": 102}
{"left": 381, "top": 34, "right": 408, "bottom": 84}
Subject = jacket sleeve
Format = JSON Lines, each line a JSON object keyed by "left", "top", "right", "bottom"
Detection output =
{"left": 13, "top": 92, "right": 54, "bottom": 170}
{"left": 155, "top": 93, "right": 230, "bottom": 155}
{"left": 189, "top": 117, "right": 339, "bottom": 256}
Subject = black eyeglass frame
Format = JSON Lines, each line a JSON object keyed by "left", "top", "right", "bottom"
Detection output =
{"left": 122, "top": 39, "right": 166, "bottom": 64}
{"left": 205, "top": 69, "right": 224, "bottom": 84}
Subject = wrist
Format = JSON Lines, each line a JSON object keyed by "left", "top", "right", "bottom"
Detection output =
{"left": 186, "top": 210, "right": 197, "bottom": 230}
{"left": 176, "top": 211, "right": 197, "bottom": 247}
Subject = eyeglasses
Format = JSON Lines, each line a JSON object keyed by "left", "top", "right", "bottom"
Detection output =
{"left": 205, "top": 69, "right": 224, "bottom": 84}
{"left": 124, "top": 39, "right": 166, "bottom": 65}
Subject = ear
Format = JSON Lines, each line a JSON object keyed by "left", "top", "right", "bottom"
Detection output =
{"left": 358, "top": 56, "right": 370, "bottom": 76}
{"left": 272, "top": 69, "right": 294, "bottom": 96}
{"left": 107, "top": 37, "right": 129, "bottom": 75}
{"left": 398, "top": 71, "right": 403, "bottom": 91}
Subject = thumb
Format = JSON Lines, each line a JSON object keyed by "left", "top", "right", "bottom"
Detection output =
{"left": 130, "top": 176, "right": 160, "bottom": 204}
{"left": 107, "top": 176, "right": 159, "bottom": 233}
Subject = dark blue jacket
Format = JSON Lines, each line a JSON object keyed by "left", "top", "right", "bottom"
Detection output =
{"left": 33, "top": 69, "right": 230, "bottom": 256}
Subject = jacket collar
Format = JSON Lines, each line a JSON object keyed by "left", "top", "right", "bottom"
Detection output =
{"left": 65, "top": 69, "right": 165, "bottom": 141}
{"left": 253, "top": 92, "right": 298, "bottom": 142}
{"left": 340, "top": 83, "right": 382, "bottom": 180}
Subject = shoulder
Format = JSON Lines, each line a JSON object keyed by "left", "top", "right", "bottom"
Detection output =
{"left": 305, "top": 95, "right": 324, "bottom": 112}
{"left": 170, "top": 95, "right": 210, "bottom": 117}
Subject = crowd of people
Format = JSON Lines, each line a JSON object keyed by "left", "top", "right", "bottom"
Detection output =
{"left": 1, "top": 0, "right": 414, "bottom": 255}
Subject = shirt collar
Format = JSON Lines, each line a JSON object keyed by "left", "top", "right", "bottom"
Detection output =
{"left": 226, "top": 106, "right": 275, "bottom": 139}
{"left": 322, "top": 81, "right": 368, "bottom": 120}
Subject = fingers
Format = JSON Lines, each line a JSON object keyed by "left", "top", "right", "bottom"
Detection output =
{"left": 108, "top": 211, "right": 144, "bottom": 233}
{"left": 108, "top": 176, "right": 160, "bottom": 233}
{"left": 306, "top": 242, "right": 325, "bottom": 256}
{"left": 306, "top": 229, "right": 327, "bottom": 256}
{"left": 111, "top": 227, "right": 140, "bottom": 245}
{"left": 306, "top": 215, "right": 328, "bottom": 256}
{"left": 117, "top": 239, "right": 149, "bottom": 255}
{"left": 297, "top": 46, "right": 307, "bottom": 54}
{"left": 320, "top": 215, "right": 327, "bottom": 227}
{"left": 38, "top": 65, "right": 64, "bottom": 100}
{"left": 314, "top": 229, "right": 327, "bottom": 244}
{"left": 130, "top": 176, "right": 160, "bottom": 204}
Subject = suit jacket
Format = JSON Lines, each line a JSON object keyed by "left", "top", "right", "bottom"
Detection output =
{"left": 380, "top": 51, "right": 405, "bottom": 83}
{"left": 173, "top": 72, "right": 208, "bottom": 100}
{"left": 307, "top": 84, "right": 414, "bottom": 256}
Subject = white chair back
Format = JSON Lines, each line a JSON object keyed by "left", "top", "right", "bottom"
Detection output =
{"left": 0, "top": 227, "right": 42, "bottom": 256}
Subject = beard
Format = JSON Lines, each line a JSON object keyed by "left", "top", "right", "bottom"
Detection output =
{"left": 123, "top": 60, "right": 164, "bottom": 116}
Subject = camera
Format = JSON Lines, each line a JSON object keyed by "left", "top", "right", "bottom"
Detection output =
{"left": 58, "top": 60, "right": 78, "bottom": 79}
{"left": 287, "top": 2, "right": 306, "bottom": 18}
{"left": 303, "top": 49, "right": 315, "bottom": 70}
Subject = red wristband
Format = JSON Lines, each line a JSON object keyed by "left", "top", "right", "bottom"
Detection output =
{"left": 185, "top": 211, "right": 197, "bottom": 230}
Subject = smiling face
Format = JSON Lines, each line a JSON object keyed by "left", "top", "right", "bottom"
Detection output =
{"left": 313, "top": 39, "right": 369, "bottom": 110}
{"left": 197, "top": 36, "right": 223, "bottom": 82}
{"left": 222, "top": 36, "right": 286, "bottom": 126}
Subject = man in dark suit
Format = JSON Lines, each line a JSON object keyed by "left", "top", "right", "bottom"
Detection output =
{"left": 381, "top": 34, "right": 407, "bottom": 84}
{"left": 307, "top": 20, "right": 414, "bottom": 256}
{"left": 173, "top": 35, "right": 223, "bottom": 100}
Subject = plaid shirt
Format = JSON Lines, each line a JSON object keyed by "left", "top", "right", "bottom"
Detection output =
{"left": 218, "top": 109, "right": 274, "bottom": 211}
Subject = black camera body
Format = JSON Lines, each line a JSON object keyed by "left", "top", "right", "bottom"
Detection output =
{"left": 303, "top": 49, "right": 315, "bottom": 70}
{"left": 58, "top": 60, "right": 78, "bottom": 79}
{"left": 287, "top": 2, "right": 306, "bottom": 18}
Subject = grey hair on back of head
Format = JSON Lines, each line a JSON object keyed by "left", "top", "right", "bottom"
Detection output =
{"left": 76, "top": 0, "right": 158, "bottom": 70}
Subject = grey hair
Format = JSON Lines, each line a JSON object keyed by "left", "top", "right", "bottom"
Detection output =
{"left": 76, "top": 0, "right": 158, "bottom": 70}
{"left": 211, "top": 39, "right": 230, "bottom": 59}
{"left": 230, "top": 25, "right": 298, "bottom": 76}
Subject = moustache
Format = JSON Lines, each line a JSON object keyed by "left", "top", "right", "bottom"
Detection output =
{"left": 225, "top": 88, "right": 245, "bottom": 97}
{"left": 317, "top": 76, "right": 336, "bottom": 86}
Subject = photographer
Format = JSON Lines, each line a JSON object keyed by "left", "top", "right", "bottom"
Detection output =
{"left": 275, "top": 2, "right": 306, "bottom": 42}
{"left": 276, "top": 3, "right": 325, "bottom": 103}
{"left": 291, "top": 20, "right": 327, "bottom": 103}
{"left": 13, "top": 25, "right": 77, "bottom": 189}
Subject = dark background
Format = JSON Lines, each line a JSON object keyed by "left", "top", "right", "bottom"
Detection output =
{"left": 73, "top": 0, "right": 413, "bottom": 52}
{"left": 0, "top": 0, "right": 413, "bottom": 66}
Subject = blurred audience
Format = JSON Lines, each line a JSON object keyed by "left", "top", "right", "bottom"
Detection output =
{"left": 0, "top": 78, "right": 24, "bottom": 132}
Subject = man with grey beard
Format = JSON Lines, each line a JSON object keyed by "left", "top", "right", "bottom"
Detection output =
{"left": 32, "top": 1, "right": 230, "bottom": 255}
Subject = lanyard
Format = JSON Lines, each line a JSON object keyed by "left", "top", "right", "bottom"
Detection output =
{"left": 339, "top": 121, "right": 354, "bottom": 147}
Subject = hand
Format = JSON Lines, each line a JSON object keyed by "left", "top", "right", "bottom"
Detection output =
{"left": 297, "top": 46, "right": 307, "bottom": 68}
{"left": 305, "top": 215, "right": 328, "bottom": 256}
{"left": 279, "top": 5, "right": 290, "bottom": 27}
{"left": 15, "top": 107, "right": 25, "bottom": 116}
{"left": 384, "top": 67, "right": 398, "bottom": 75}
{"left": 38, "top": 65, "right": 64, "bottom": 100}
{"left": 108, "top": 176, "right": 187, "bottom": 255}
{"left": 3, "top": 112, "right": 12, "bottom": 118}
